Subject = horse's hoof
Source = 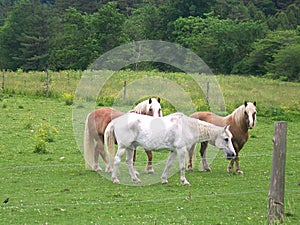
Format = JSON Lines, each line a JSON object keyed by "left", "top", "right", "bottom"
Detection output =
{"left": 133, "top": 179, "right": 142, "bottom": 184}
{"left": 184, "top": 182, "right": 191, "bottom": 186}
{"left": 188, "top": 167, "right": 194, "bottom": 172}
{"left": 162, "top": 180, "right": 168, "bottom": 184}
{"left": 236, "top": 169, "right": 244, "bottom": 174}
{"left": 113, "top": 178, "right": 120, "bottom": 184}
{"left": 147, "top": 168, "right": 155, "bottom": 174}
{"left": 105, "top": 167, "right": 112, "bottom": 173}
{"left": 93, "top": 166, "right": 102, "bottom": 172}
{"left": 181, "top": 178, "right": 190, "bottom": 186}
{"left": 202, "top": 167, "right": 211, "bottom": 172}
{"left": 227, "top": 167, "right": 233, "bottom": 173}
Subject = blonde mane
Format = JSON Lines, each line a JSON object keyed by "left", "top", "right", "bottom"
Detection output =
{"left": 230, "top": 102, "right": 256, "bottom": 126}
{"left": 230, "top": 105, "right": 246, "bottom": 124}
{"left": 132, "top": 100, "right": 148, "bottom": 114}
{"left": 130, "top": 98, "right": 162, "bottom": 117}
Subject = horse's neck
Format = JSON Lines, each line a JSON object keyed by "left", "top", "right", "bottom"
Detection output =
{"left": 193, "top": 119, "right": 219, "bottom": 143}
{"left": 229, "top": 107, "right": 248, "bottom": 133}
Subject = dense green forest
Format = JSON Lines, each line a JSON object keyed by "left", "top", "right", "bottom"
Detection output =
{"left": 0, "top": 0, "right": 300, "bottom": 81}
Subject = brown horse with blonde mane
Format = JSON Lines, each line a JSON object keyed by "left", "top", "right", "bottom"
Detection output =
{"left": 84, "top": 98, "right": 162, "bottom": 173}
{"left": 188, "top": 101, "right": 257, "bottom": 174}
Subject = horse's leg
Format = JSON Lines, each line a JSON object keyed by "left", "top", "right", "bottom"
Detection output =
{"left": 228, "top": 146, "right": 241, "bottom": 174}
{"left": 177, "top": 148, "right": 190, "bottom": 186}
{"left": 92, "top": 140, "right": 102, "bottom": 172}
{"left": 200, "top": 141, "right": 211, "bottom": 172}
{"left": 132, "top": 149, "right": 139, "bottom": 176}
{"left": 126, "top": 149, "right": 141, "bottom": 184}
{"left": 235, "top": 154, "right": 243, "bottom": 174}
{"left": 161, "top": 151, "right": 177, "bottom": 184}
{"left": 133, "top": 149, "right": 137, "bottom": 165}
{"left": 112, "top": 147, "right": 126, "bottom": 184}
{"left": 145, "top": 150, "right": 154, "bottom": 174}
{"left": 97, "top": 140, "right": 112, "bottom": 173}
{"left": 227, "top": 158, "right": 234, "bottom": 173}
{"left": 187, "top": 143, "right": 196, "bottom": 172}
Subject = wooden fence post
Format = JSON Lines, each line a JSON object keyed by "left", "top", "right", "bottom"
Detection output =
{"left": 123, "top": 80, "right": 126, "bottom": 100}
{"left": 205, "top": 81, "right": 209, "bottom": 104}
{"left": 268, "top": 121, "right": 287, "bottom": 224}
{"left": 1, "top": 69, "right": 4, "bottom": 90}
{"left": 46, "top": 69, "right": 49, "bottom": 97}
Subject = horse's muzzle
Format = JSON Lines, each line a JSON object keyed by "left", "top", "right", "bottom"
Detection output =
{"left": 226, "top": 153, "right": 236, "bottom": 160}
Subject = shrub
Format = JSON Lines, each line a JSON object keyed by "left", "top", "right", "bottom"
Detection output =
{"left": 33, "top": 122, "right": 59, "bottom": 154}
{"left": 62, "top": 93, "right": 74, "bottom": 105}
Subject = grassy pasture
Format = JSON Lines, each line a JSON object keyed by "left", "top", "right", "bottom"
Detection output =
{"left": 0, "top": 71, "right": 300, "bottom": 224}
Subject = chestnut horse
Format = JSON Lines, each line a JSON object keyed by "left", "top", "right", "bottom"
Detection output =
{"left": 188, "top": 101, "right": 256, "bottom": 174}
{"left": 84, "top": 98, "right": 162, "bottom": 173}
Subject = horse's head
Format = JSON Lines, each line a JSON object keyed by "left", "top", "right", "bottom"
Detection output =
{"left": 146, "top": 98, "right": 162, "bottom": 117}
{"left": 215, "top": 125, "right": 236, "bottom": 160}
{"left": 244, "top": 101, "right": 257, "bottom": 129}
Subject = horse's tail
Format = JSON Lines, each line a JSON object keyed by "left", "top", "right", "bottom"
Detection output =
{"left": 104, "top": 121, "right": 116, "bottom": 170}
{"left": 84, "top": 113, "right": 94, "bottom": 169}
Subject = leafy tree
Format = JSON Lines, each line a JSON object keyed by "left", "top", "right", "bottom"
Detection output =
{"left": 235, "top": 30, "right": 300, "bottom": 75}
{"left": 173, "top": 15, "right": 266, "bottom": 74}
{"left": 286, "top": 4, "right": 300, "bottom": 28}
{"left": 255, "top": 0, "right": 276, "bottom": 15}
{"left": 55, "top": 0, "right": 101, "bottom": 13}
{"left": 0, "top": 0, "right": 57, "bottom": 70}
{"left": 276, "top": 12, "right": 293, "bottom": 30}
{"left": 15, "top": 2, "right": 52, "bottom": 70}
{"left": 48, "top": 7, "right": 88, "bottom": 70}
{"left": 247, "top": 2, "right": 266, "bottom": 21}
{"left": 213, "top": 0, "right": 251, "bottom": 21}
{"left": 49, "top": 2, "right": 127, "bottom": 70}
{"left": 166, "top": 0, "right": 216, "bottom": 18}
{"left": 267, "top": 43, "right": 300, "bottom": 81}
{"left": 275, "top": 0, "right": 296, "bottom": 10}
{"left": 0, "top": 0, "right": 13, "bottom": 26}
{"left": 124, "top": 5, "right": 163, "bottom": 40}
{"left": 0, "top": 1, "right": 35, "bottom": 70}
{"left": 89, "top": 2, "right": 127, "bottom": 53}
{"left": 0, "top": 1, "right": 29, "bottom": 70}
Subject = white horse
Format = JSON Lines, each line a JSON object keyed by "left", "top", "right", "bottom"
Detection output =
{"left": 84, "top": 98, "right": 162, "bottom": 173}
{"left": 104, "top": 112, "right": 236, "bottom": 186}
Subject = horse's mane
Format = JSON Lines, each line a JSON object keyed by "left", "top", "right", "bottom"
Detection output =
{"left": 185, "top": 115, "right": 221, "bottom": 140}
{"left": 131, "top": 99, "right": 148, "bottom": 114}
{"left": 130, "top": 98, "right": 160, "bottom": 115}
{"left": 229, "top": 105, "right": 245, "bottom": 124}
{"left": 229, "top": 102, "right": 256, "bottom": 125}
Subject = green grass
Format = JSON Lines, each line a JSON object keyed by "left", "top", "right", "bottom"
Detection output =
{"left": 2, "top": 70, "right": 300, "bottom": 115}
{"left": 0, "top": 72, "right": 300, "bottom": 224}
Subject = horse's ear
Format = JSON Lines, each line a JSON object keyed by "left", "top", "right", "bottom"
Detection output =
{"left": 148, "top": 98, "right": 152, "bottom": 104}
{"left": 224, "top": 125, "right": 230, "bottom": 131}
{"left": 253, "top": 101, "right": 256, "bottom": 106}
{"left": 157, "top": 97, "right": 160, "bottom": 103}
{"left": 244, "top": 101, "right": 247, "bottom": 107}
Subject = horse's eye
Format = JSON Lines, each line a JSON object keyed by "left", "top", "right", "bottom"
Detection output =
{"left": 149, "top": 108, "right": 152, "bottom": 111}
{"left": 224, "top": 138, "right": 229, "bottom": 142}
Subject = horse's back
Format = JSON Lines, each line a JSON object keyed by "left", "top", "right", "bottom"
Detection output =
{"left": 88, "top": 108, "right": 124, "bottom": 137}
{"left": 113, "top": 113, "right": 182, "bottom": 150}
{"left": 190, "top": 111, "right": 227, "bottom": 127}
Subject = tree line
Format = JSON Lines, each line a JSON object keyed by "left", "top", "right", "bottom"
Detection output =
{"left": 0, "top": 0, "right": 300, "bottom": 81}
